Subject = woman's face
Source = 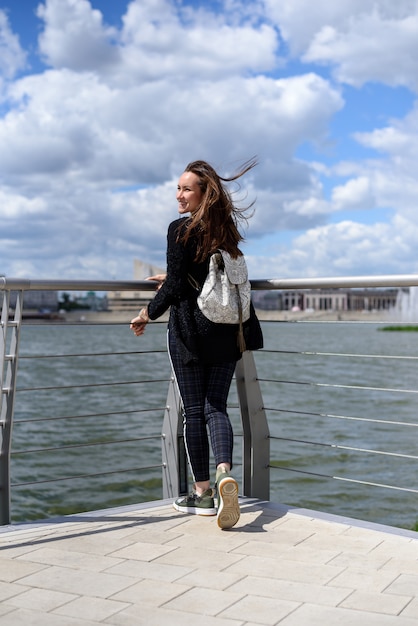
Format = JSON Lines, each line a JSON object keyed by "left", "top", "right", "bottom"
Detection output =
{"left": 176, "top": 171, "right": 203, "bottom": 215}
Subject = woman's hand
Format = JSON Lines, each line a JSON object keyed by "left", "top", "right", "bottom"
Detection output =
{"left": 130, "top": 307, "right": 149, "bottom": 336}
{"left": 147, "top": 274, "right": 166, "bottom": 291}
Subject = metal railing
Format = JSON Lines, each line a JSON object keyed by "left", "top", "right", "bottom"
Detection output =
{"left": 1, "top": 274, "right": 418, "bottom": 528}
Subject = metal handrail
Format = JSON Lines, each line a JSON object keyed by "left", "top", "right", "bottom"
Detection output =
{"left": 2, "top": 273, "right": 418, "bottom": 527}
{"left": 2, "top": 273, "right": 418, "bottom": 291}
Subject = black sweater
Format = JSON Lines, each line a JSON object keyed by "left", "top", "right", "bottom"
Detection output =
{"left": 147, "top": 217, "right": 246, "bottom": 364}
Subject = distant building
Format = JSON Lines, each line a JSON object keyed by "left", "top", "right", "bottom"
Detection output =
{"left": 9, "top": 290, "right": 59, "bottom": 311}
{"left": 346, "top": 289, "right": 398, "bottom": 311}
{"left": 72, "top": 291, "right": 108, "bottom": 311}
{"left": 303, "top": 289, "right": 348, "bottom": 312}
{"left": 107, "top": 259, "right": 165, "bottom": 313}
{"left": 254, "top": 288, "right": 398, "bottom": 312}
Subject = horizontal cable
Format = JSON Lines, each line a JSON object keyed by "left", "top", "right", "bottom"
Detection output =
{"left": 23, "top": 320, "right": 163, "bottom": 327}
{"left": 14, "top": 407, "right": 165, "bottom": 424}
{"left": 19, "top": 349, "right": 166, "bottom": 359}
{"left": 11, "top": 463, "right": 164, "bottom": 487}
{"left": 11, "top": 435, "right": 161, "bottom": 455}
{"left": 259, "top": 378, "right": 418, "bottom": 394}
{"left": 269, "top": 435, "right": 418, "bottom": 460}
{"left": 262, "top": 349, "right": 418, "bottom": 361}
{"left": 264, "top": 406, "right": 418, "bottom": 428}
{"left": 16, "top": 378, "right": 170, "bottom": 393}
{"left": 261, "top": 319, "right": 398, "bottom": 326}
{"left": 269, "top": 465, "right": 418, "bottom": 494}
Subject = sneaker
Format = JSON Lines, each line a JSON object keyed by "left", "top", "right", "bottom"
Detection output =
{"left": 216, "top": 468, "right": 240, "bottom": 529}
{"left": 173, "top": 489, "right": 216, "bottom": 516}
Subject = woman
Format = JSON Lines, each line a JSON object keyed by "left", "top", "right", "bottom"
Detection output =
{"left": 130, "top": 158, "right": 262, "bottom": 529}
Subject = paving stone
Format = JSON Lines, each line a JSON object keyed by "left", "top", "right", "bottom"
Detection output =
{"left": 219, "top": 593, "right": 299, "bottom": 625}
{"left": 0, "top": 498, "right": 416, "bottom": 626}
{"left": 340, "top": 589, "right": 412, "bottom": 614}
{"left": 110, "top": 578, "right": 191, "bottom": 606}
{"left": 4, "top": 587, "right": 77, "bottom": 612}
{"left": 53, "top": 595, "right": 131, "bottom": 621}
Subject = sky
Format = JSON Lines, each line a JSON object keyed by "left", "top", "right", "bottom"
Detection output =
{"left": 1, "top": 0, "right": 418, "bottom": 281}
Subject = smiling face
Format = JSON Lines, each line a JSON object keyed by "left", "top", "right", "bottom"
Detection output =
{"left": 176, "top": 171, "right": 203, "bottom": 215}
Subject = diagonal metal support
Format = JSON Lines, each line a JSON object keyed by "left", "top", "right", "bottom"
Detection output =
{"left": 235, "top": 350, "right": 270, "bottom": 500}
{"left": 161, "top": 376, "right": 188, "bottom": 498}
{"left": 0, "top": 289, "right": 23, "bottom": 525}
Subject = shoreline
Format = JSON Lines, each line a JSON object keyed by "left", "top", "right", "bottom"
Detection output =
{"left": 25, "top": 308, "right": 404, "bottom": 324}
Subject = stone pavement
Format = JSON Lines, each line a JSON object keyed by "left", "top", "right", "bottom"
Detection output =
{"left": 0, "top": 498, "right": 417, "bottom": 625}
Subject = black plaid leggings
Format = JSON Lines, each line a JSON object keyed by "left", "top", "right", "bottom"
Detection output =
{"left": 168, "top": 330, "right": 236, "bottom": 484}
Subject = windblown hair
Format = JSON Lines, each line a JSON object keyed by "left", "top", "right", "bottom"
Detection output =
{"left": 179, "top": 157, "right": 257, "bottom": 261}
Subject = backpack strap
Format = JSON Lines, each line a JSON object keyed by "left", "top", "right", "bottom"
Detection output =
{"left": 187, "top": 273, "right": 201, "bottom": 292}
{"left": 236, "top": 284, "right": 246, "bottom": 353}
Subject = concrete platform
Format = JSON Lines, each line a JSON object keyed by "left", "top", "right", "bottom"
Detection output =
{"left": 0, "top": 498, "right": 417, "bottom": 625}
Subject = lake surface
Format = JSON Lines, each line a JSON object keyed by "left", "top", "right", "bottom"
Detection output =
{"left": 9, "top": 319, "right": 418, "bottom": 530}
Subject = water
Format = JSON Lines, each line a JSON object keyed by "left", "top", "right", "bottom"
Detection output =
{"left": 9, "top": 320, "right": 418, "bottom": 530}
{"left": 259, "top": 321, "right": 418, "bottom": 531}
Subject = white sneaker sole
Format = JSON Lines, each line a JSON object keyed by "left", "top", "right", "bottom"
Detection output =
{"left": 217, "top": 477, "right": 240, "bottom": 529}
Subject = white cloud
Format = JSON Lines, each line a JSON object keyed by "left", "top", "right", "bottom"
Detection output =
{"left": 38, "top": 0, "right": 278, "bottom": 82}
{"left": 349, "top": 105, "right": 418, "bottom": 218}
{"left": 248, "top": 217, "right": 418, "bottom": 280}
{"left": 266, "top": 0, "right": 418, "bottom": 88}
{"left": 0, "top": 10, "right": 27, "bottom": 79}
{"left": 1, "top": 0, "right": 418, "bottom": 282}
{"left": 0, "top": 189, "right": 47, "bottom": 219}
{"left": 0, "top": 63, "right": 342, "bottom": 206}
{"left": 355, "top": 106, "right": 418, "bottom": 159}
{"left": 37, "top": 0, "right": 119, "bottom": 71}
{"left": 304, "top": 13, "right": 418, "bottom": 89}
{"left": 332, "top": 176, "right": 375, "bottom": 210}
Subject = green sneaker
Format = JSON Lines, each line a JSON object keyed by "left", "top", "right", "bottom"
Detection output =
{"left": 216, "top": 468, "right": 240, "bottom": 529}
{"left": 173, "top": 489, "right": 216, "bottom": 516}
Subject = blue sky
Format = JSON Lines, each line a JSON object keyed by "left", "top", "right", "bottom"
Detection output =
{"left": 1, "top": 0, "right": 418, "bottom": 280}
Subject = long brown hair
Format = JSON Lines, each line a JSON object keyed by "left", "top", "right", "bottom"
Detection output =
{"left": 179, "top": 157, "right": 257, "bottom": 261}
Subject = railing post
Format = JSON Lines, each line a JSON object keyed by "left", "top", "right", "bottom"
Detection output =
{"left": 235, "top": 350, "right": 270, "bottom": 500}
{"left": 0, "top": 290, "right": 23, "bottom": 525}
{"left": 161, "top": 375, "right": 188, "bottom": 498}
